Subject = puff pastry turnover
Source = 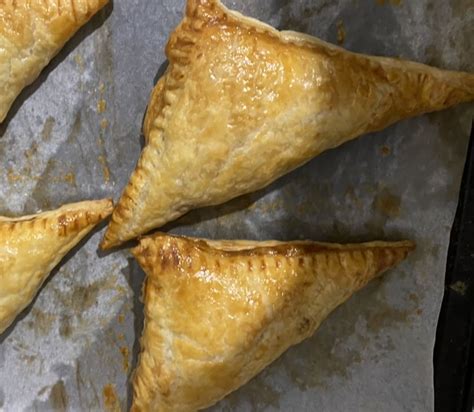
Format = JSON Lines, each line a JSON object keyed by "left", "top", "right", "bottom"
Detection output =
{"left": 101, "top": 0, "right": 474, "bottom": 249}
{"left": 0, "top": 0, "right": 109, "bottom": 122}
{"left": 131, "top": 233, "right": 414, "bottom": 411}
{"left": 0, "top": 199, "right": 113, "bottom": 334}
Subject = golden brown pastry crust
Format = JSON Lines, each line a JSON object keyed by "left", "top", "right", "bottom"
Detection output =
{"left": 101, "top": 0, "right": 474, "bottom": 249}
{"left": 0, "top": 199, "right": 113, "bottom": 334}
{"left": 0, "top": 0, "right": 108, "bottom": 122}
{"left": 131, "top": 233, "right": 415, "bottom": 411}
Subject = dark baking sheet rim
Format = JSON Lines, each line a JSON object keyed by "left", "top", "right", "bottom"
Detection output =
{"left": 434, "top": 120, "right": 474, "bottom": 412}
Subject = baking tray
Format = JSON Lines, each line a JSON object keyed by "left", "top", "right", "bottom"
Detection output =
{"left": 0, "top": 0, "right": 473, "bottom": 411}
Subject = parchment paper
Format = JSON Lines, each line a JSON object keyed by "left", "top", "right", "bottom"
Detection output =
{"left": 0, "top": 0, "right": 473, "bottom": 411}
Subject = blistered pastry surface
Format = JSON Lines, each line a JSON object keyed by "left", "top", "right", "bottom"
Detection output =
{"left": 131, "top": 234, "right": 413, "bottom": 411}
{"left": 0, "top": 0, "right": 109, "bottom": 121}
{"left": 0, "top": 199, "right": 112, "bottom": 333}
{"left": 102, "top": 0, "right": 473, "bottom": 248}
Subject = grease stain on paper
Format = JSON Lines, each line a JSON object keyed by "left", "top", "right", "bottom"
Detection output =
{"left": 103, "top": 384, "right": 121, "bottom": 412}
{"left": 219, "top": 374, "right": 281, "bottom": 412}
{"left": 54, "top": 275, "right": 126, "bottom": 339}
{"left": 279, "top": 286, "right": 414, "bottom": 390}
{"left": 49, "top": 380, "right": 68, "bottom": 412}
{"left": 27, "top": 308, "right": 56, "bottom": 336}
{"left": 41, "top": 117, "right": 56, "bottom": 141}
{"left": 119, "top": 346, "right": 130, "bottom": 372}
{"left": 373, "top": 188, "right": 401, "bottom": 218}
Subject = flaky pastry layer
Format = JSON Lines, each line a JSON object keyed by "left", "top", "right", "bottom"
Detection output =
{"left": 102, "top": 0, "right": 474, "bottom": 249}
{"left": 0, "top": 0, "right": 108, "bottom": 122}
{"left": 131, "top": 233, "right": 414, "bottom": 411}
{"left": 0, "top": 198, "right": 113, "bottom": 333}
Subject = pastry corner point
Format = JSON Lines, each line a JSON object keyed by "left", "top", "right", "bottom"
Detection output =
{"left": 54, "top": 198, "right": 114, "bottom": 237}
{"left": 97, "top": 197, "right": 114, "bottom": 217}
{"left": 99, "top": 230, "right": 117, "bottom": 250}
{"left": 75, "top": 197, "right": 114, "bottom": 223}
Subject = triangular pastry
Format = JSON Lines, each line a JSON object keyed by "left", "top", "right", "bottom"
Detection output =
{"left": 131, "top": 233, "right": 414, "bottom": 411}
{"left": 0, "top": 198, "right": 113, "bottom": 334}
{"left": 0, "top": 0, "right": 109, "bottom": 122}
{"left": 101, "top": 0, "right": 474, "bottom": 249}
